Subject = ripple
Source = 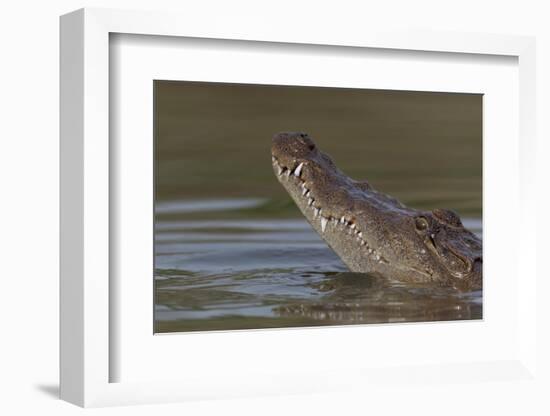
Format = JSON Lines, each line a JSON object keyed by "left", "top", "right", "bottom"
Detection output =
{"left": 154, "top": 216, "right": 482, "bottom": 333}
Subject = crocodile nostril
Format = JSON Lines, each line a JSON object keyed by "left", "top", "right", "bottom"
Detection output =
{"left": 304, "top": 139, "right": 315, "bottom": 151}
{"left": 296, "top": 133, "right": 315, "bottom": 151}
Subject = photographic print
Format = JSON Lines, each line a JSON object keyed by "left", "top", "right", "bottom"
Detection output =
{"left": 154, "top": 81, "right": 482, "bottom": 333}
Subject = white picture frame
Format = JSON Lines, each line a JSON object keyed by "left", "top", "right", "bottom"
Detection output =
{"left": 60, "top": 7, "right": 537, "bottom": 408}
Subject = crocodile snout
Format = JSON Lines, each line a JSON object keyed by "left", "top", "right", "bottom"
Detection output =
{"left": 272, "top": 132, "right": 317, "bottom": 162}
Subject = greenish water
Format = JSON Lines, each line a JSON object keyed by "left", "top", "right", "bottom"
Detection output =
{"left": 154, "top": 81, "right": 482, "bottom": 333}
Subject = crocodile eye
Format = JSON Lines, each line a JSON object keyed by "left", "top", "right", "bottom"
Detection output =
{"left": 415, "top": 217, "right": 429, "bottom": 232}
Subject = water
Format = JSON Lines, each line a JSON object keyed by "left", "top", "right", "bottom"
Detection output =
{"left": 155, "top": 199, "right": 482, "bottom": 333}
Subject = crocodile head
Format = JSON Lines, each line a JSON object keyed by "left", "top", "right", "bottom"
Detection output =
{"left": 271, "top": 132, "right": 482, "bottom": 291}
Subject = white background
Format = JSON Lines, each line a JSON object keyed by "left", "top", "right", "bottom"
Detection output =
{"left": 1, "top": 0, "right": 548, "bottom": 415}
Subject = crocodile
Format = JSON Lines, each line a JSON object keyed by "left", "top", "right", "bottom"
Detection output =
{"left": 271, "top": 132, "right": 482, "bottom": 291}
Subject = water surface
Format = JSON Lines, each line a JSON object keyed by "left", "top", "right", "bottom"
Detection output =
{"left": 155, "top": 199, "right": 482, "bottom": 333}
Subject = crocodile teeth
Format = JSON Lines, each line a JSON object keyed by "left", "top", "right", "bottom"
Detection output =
{"left": 277, "top": 166, "right": 283, "bottom": 175}
{"left": 321, "top": 217, "right": 328, "bottom": 232}
{"left": 302, "top": 187, "right": 309, "bottom": 196}
{"left": 308, "top": 198, "right": 314, "bottom": 206}
{"left": 294, "top": 162, "right": 304, "bottom": 177}
{"left": 314, "top": 208, "right": 320, "bottom": 218}
{"left": 304, "top": 191, "right": 310, "bottom": 197}
{"left": 350, "top": 223, "right": 356, "bottom": 230}
{"left": 340, "top": 216, "right": 346, "bottom": 224}
{"left": 285, "top": 169, "right": 291, "bottom": 177}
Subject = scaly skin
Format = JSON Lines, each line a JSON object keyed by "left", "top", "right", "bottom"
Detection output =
{"left": 271, "top": 132, "right": 482, "bottom": 291}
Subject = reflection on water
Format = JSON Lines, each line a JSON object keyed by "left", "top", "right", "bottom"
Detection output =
{"left": 155, "top": 199, "right": 482, "bottom": 333}
{"left": 155, "top": 198, "right": 264, "bottom": 214}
